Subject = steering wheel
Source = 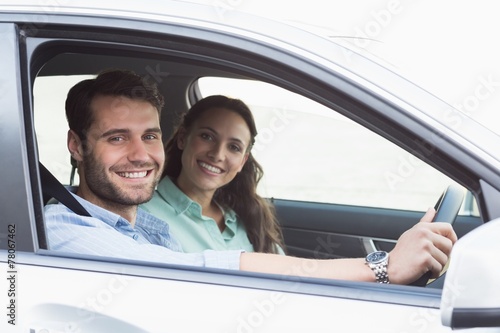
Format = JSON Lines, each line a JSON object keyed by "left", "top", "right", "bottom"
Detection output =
{"left": 410, "top": 184, "right": 464, "bottom": 287}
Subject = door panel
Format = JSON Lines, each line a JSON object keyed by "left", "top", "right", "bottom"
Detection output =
{"left": 6, "top": 253, "right": 451, "bottom": 333}
{"left": 274, "top": 199, "right": 481, "bottom": 259}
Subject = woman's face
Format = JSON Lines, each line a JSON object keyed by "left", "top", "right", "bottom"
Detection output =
{"left": 176, "top": 107, "right": 251, "bottom": 198}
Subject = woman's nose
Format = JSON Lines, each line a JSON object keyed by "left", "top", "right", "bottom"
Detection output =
{"left": 207, "top": 143, "right": 224, "bottom": 161}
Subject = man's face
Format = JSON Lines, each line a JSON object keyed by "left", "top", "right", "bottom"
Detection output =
{"left": 72, "top": 95, "right": 164, "bottom": 208}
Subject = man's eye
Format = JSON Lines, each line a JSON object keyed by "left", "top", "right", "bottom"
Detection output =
{"left": 109, "top": 137, "right": 124, "bottom": 142}
{"left": 143, "top": 134, "right": 158, "bottom": 140}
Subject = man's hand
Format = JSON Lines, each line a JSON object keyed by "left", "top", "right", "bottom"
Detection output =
{"left": 388, "top": 208, "right": 458, "bottom": 285}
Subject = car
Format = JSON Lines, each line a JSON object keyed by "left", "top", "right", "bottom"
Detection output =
{"left": 1, "top": 1, "right": 500, "bottom": 332}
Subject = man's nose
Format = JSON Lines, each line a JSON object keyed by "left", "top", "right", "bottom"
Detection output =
{"left": 128, "top": 138, "right": 149, "bottom": 162}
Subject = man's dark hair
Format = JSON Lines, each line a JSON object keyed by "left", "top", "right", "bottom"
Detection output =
{"left": 65, "top": 69, "right": 165, "bottom": 143}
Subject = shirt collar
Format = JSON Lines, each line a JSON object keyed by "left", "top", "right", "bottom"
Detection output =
{"left": 71, "top": 192, "right": 125, "bottom": 227}
{"left": 71, "top": 192, "right": 170, "bottom": 234}
{"left": 156, "top": 176, "right": 239, "bottom": 225}
{"left": 156, "top": 176, "right": 198, "bottom": 215}
{"left": 221, "top": 211, "right": 238, "bottom": 239}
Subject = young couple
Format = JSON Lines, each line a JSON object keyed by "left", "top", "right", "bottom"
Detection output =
{"left": 45, "top": 69, "right": 456, "bottom": 284}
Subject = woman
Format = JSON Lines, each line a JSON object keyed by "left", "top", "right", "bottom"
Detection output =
{"left": 142, "top": 95, "right": 285, "bottom": 254}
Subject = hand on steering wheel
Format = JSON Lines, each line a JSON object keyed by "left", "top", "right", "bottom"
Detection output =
{"left": 410, "top": 184, "right": 464, "bottom": 287}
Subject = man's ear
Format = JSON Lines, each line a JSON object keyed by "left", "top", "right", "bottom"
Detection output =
{"left": 67, "top": 130, "right": 84, "bottom": 162}
{"left": 177, "top": 127, "right": 187, "bottom": 150}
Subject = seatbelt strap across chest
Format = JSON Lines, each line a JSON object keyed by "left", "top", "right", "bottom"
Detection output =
{"left": 39, "top": 162, "right": 91, "bottom": 217}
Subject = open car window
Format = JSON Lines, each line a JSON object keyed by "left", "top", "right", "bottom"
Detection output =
{"left": 198, "top": 77, "right": 478, "bottom": 215}
{"left": 34, "top": 72, "right": 478, "bottom": 216}
{"left": 29, "top": 23, "right": 482, "bottom": 287}
{"left": 34, "top": 75, "right": 93, "bottom": 186}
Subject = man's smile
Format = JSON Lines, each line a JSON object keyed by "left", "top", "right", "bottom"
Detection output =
{"left": 116, "top": 170, "right": 152, "bottom": 179}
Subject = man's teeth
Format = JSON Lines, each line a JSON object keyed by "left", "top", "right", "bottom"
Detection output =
{"left": 118, "top": 171, "right": 147, "bottom": 178}
{"left": 199, "top": 162, "right": 222, "bottom": 174}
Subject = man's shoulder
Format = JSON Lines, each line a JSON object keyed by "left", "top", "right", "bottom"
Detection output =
{"left": 44, "top": 201, "right": 115, "bottom": 230}
{"left": 44, "top": 202, "right": 91, "bottom": 230}
{"left": 44, "top": 202, "right": 72, "bottom": 215}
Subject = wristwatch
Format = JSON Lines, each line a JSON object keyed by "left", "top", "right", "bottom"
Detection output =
{"left": 365, "top": 251, "right": 390, "bottom": 284}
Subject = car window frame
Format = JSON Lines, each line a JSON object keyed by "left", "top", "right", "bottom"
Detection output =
{"left": 17, "top": 16, "right": 484, "bottom": 304}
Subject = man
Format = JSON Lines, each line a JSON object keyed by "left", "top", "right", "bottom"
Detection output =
{"left": 45, "top": 69, "right": 457, "bottom": 284}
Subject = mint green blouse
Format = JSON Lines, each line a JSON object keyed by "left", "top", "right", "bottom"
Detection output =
{"left": 141, "top": 177, "right": 256, "bottom": 253}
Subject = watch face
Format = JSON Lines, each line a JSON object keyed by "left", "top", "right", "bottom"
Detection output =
{"left": 366, "top": 251, "right": 387, "bottom": 264}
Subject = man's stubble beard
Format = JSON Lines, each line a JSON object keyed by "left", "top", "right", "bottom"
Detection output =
{"left": 82, "top": 151, "right": 163, "bottom": 206}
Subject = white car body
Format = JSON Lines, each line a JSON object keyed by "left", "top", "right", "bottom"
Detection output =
{"left": 1, "top": 1, "right": 500, "bottom": 332}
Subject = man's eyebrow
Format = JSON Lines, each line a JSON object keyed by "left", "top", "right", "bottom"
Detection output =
{"left": 100, "top": 129, "right": 130, "bottom": 138}
{"left": 100, "top": 127, "right": 162, "bottom": 138}
{"left": 146, "top": 127, "right": 162, "bottom": 134}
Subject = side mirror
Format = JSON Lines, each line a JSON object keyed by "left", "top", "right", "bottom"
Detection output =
{"left": 441, "top": 218, "right": 500, "bottom": 329}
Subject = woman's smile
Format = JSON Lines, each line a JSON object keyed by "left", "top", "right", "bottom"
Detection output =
{"left": 198, "top": 161, "right": 223, "bottom": 174}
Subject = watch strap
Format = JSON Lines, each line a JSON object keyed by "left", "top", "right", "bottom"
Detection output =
{"left": 368, "top": 260, "right": 389, "bottom": 284}
{"left": 365, "top": 251, "right": 390, "bottom": 284}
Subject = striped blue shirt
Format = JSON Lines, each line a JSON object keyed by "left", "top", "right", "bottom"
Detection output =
{"left": 44, "top": 193, "right": 242, "bottom": 270}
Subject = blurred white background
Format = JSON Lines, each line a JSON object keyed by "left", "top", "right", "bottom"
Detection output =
{"left": 187, "top": 0, "right": 500, "bottom": 135}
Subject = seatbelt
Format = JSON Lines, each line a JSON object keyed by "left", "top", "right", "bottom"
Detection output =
{"left": 39, "top": 161, "right": 91, "bottom": 217}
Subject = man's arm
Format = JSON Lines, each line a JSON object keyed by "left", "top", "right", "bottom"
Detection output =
{"left": 240, "top": 253, "right": 373, "bottom": 281}
{"left": 46, "top": 204, "right": 456, "bottom": 285}
{"left": 240, "top": 208, "right": 457, "bottom": 285}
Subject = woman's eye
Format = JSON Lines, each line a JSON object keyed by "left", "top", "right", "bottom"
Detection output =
{"left": 229, "top": 144, "right": 242, "bottom": 152}
{"left": 200, "top": 133, "right": 213, "bottom": 141}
